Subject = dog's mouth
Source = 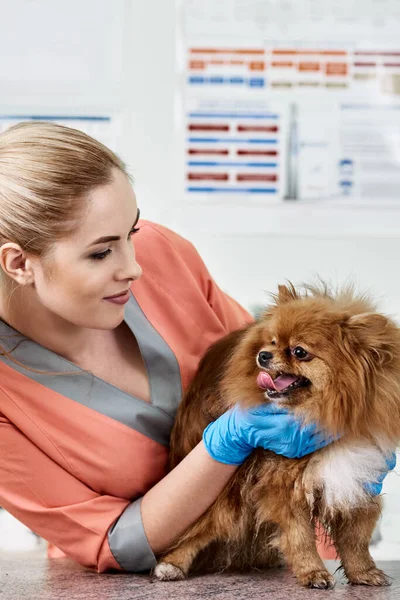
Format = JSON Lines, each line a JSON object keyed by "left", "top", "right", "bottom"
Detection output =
{"left": 257, "top": 371, "right": 310, "bottom": 398}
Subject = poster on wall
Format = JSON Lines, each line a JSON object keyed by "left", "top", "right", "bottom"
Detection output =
{"left": 0, "top": 115, "right": 119, "bottom": 152}
{"left": 178, "top": 0, "right": 400, "bottom": 205}
{"left": 184, "top": 94, "right": 288, "bottom": 202}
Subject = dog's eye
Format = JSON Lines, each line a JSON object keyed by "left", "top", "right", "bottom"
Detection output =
{"left": 270, "top": 339, "right": 276, "bottom": 345}
{"left": 292, "top": 346, "right": 312, "bottom": 361}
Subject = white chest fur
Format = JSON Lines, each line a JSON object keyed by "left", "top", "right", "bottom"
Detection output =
{"left": 304, "top": 440, "right": 388, "bottom": 511}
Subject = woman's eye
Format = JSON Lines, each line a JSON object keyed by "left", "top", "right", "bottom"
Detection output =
{"left": 292, "top": 346, "right": 313, "bottom": 361}
{"left": 89, "top": 225, "right": 140, "bottom": 261}
{"left": 90, "top": 249, "right": 112, "bottom": 261}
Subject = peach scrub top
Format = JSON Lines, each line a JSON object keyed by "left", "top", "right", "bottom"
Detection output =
{"left": 0, "top": 221, "right": 252, "bottom": 573}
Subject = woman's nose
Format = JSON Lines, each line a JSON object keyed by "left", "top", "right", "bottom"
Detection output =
{"left": 116, "top": 246, "right": 142, "bottom": 282}
{"left": 129, "top": 259, "right": 142, "bottom": 282}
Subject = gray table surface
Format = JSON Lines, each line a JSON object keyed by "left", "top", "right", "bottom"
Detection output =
{"left": 0, "top": 552, "right": 399, "bottom": 599}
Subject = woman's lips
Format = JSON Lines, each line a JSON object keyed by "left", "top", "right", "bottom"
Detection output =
{"left": 103, "top": 290, "right": 130, "bottom": 305}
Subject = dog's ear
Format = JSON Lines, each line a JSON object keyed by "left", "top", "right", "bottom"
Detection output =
{"left": 347, "top": 312, "right": 388, "bottom": 338}
{"left": 346, "top": 312, "right": 396, "bottom": 366}
{"left": 277, "top": 283, "right": 298, "bottom": 305}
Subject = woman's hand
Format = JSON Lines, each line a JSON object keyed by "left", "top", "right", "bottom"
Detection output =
{"left": 203, "top": 402, "right": 337, "bottom": 465}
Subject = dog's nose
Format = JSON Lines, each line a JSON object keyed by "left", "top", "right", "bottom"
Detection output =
{"left": 258, "top": 351, "right": 273, "bottom": 367}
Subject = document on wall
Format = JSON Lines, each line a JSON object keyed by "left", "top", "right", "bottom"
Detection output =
{"left": 0, "top": 115, "right": 119, "bottom": 152}
{"left": 179, "top": 0, "right": 400, "bottom": 204}
{"left": 183, "top": 54, "right": 289, "bottom": 203}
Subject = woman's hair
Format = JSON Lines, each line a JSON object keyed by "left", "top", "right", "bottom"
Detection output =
{"left": 0, "top": 121, "right": 128, "bottom": 257}
{"left": 0, "top": 121, "right": 129, "bottom": 374}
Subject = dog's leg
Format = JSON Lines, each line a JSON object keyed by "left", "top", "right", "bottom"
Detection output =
{"left": 270, "top": 511, "right": 335, "bottom": 589}
{"left": 153, "top": 496, "right": 237, "bottom": 581}
{"left": 251, "top": 522, "right": 285, "bottom": 570}
{"left": 153, "top": 526, "right": 215, "bottom": 581}
{"left": 329, "top": 500, "right": 390, "bottom": 586}
{"left": 252, "top": 543, "right": 284, "bottom": 571}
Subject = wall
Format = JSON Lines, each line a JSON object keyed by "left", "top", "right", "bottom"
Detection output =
{"left": 0, "top": 0, "right": 398, "bottom": 558}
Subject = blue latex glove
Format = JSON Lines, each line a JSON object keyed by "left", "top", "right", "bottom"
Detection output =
{"left": 203, "top": 403, "right": 337, "bottom": 465}
{"left": 364, "top": 452, "right": 397, "bottom": 496}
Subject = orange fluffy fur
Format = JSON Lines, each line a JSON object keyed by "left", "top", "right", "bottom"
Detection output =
{"left": 155, "top": 283, "right": 400, "bottom": 589}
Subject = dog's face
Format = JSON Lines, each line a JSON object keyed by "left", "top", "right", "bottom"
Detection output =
{"left": 255, "top": 287, "right": 345, "bottom": 407}
{"left": 227, "top": 283, "right": 400, "bottom": 442}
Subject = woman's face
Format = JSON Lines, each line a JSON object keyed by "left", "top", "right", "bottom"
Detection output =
{"left": 29, "top": 168, "right": 143, "bottom": 330}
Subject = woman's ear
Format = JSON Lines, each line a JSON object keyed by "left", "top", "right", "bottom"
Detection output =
{"left": 0, "top": 243, "right": 34, "bottom": 285}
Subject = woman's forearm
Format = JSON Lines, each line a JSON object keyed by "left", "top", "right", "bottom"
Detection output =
{"left": 140, "top": 441, "right": 237, "bottom": 554}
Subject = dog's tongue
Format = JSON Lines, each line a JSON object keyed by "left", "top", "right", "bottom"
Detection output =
{"left": 273, "top": 374, "right": 299, "bottom": 391}
{"left": 256, "top": 372, "right": 275, "bottom": 390}
{"left": 257, "top": 372, "right": 298, "bottom": 391}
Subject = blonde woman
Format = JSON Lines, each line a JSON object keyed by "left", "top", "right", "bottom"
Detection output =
{"left": 0, "top": 123, "right": 388, "bottom": 574}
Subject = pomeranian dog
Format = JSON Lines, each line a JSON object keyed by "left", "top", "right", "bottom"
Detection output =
{"left": 154, "top": 283, "right": 400, "bottom": 589}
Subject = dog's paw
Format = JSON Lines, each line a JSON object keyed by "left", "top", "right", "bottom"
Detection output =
{"left": 153, "top": 562, "right": 186, "bottom": 581}
{"left": 347, "top": 566, "right": 391, "bottom": 587}
{"left": 299, "top": 569, "right": 336, "bottom": 589}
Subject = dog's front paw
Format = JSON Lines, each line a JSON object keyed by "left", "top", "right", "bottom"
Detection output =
{"left": 347, "top": 566, "right": 391, "bottom": 587}
{"left": 153, "top": 562, "right": 186, "bottom": 581}
{"left": 298, "top": 569, "right": 336, "bottom": 589}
